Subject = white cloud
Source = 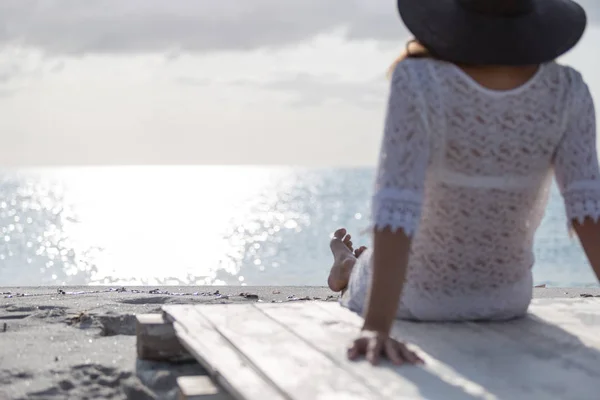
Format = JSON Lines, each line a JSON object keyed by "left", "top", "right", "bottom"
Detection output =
{"left": 0, "top": 31, "right": 396, "bottom": 165}
{"left": 0, "top": 0, "right": 408, "bottom": 55}
{"left": 0, "top": 2, "right": 598, "bottom": 166}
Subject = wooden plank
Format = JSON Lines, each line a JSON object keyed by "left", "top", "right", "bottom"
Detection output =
{"left": 468, "top": 298, "right": 600, "bottom": 396}
{"left": 163, "top": 305, "right": 286, "bottom": 400}
{"left": 313, "top": 301, "right": 600, "bottom": 400}
{"left": 467, "top": 299, "right": 600, "bottom": 400}
{"left": 527, "top": 299, "right": 600, "bottom": 347}
{"left": 177, "top": 376, "right": 233, "bottom": 400}
{"left": 163, "top": 300, "right": 600, "bottom": 400}
{"left": 136, "top": 313, "right": 192, "bottom": 362}
{"left": 312, "top": 301, "right": 521, "bottom": 398}
{"left": 196, "top": 303, "right": 379, "bottom": 400}
{"left": 261, "top": 301, "right": 493, "bottom": 400}
{"left": 465, "top": 321, "right": 600, "bottom": 400}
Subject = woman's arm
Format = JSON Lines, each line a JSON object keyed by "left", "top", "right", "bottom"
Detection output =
{"left": 348, "top": 228, "right": 419, "bottom": 365}
{"left": 347, "top": 59, "right": 429, "bottom": 365}
{"left": 554, "top": 70, "right": 600, "bottom": 283}
{"left": 361, "top": 228, "right": 411, "bottom": 334}
{"left": 572, "top": 219, "right": 600, "bottom": 281}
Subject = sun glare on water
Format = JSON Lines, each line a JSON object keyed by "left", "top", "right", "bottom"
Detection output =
{"left": 48, "top": 166, "right": 296, "bottom": 286}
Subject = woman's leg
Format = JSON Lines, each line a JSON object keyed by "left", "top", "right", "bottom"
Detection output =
{"left": 331, "top": 229, "right": 415, "bottom": 320}
{"left": 328, "top": 228, "right": 367, "bottom": 292}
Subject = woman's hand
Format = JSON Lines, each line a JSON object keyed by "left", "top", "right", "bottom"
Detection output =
{"left": 347, "top": 329, "right": 424, "bottom": 366}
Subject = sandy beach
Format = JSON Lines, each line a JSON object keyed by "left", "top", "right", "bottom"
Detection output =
{"left": 2, "top": 285, "right": 600, "bottom": 399}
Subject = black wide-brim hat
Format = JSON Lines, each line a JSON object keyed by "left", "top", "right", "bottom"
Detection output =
{"left": 397, "top": 0, "right": 587, "bottom": 65}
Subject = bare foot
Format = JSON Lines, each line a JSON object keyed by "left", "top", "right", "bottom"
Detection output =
{"left": 328, "top": 228, "right": 360, "bottom": 292}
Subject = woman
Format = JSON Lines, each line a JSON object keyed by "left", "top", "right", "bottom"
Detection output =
{"left": 328, "top": 0, "right": 600, "bottom": 366}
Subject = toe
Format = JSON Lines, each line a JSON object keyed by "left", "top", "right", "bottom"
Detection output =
{"left": 342, "top": 234, "right": 353, "bottom": 251}
{"left": 330, "top": 230, "right": 352, "bottom": 255}
{"left": 354, "top": 246, "right": 367, "bottom": 258}
{"left": 333, "top": 228, "right": 347, "bottom": 239}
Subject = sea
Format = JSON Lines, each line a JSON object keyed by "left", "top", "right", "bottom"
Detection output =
{"left": 0, "top": 166, "right": 597, "bottom": 288}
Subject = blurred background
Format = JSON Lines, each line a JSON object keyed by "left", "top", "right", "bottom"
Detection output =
{"left": 0, "top": 1, "right": 598, "bottom": 286}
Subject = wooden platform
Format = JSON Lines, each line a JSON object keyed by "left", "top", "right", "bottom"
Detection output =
{"left": 137, "top": 298, "right": 600, "bottom": 400}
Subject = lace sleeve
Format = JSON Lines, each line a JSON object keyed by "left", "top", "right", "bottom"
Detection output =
{"left": 554, "top": 72, "right": 600, "bottom": 226}
{"left": 371, "top": 61, "right": 430, "bottom": 236}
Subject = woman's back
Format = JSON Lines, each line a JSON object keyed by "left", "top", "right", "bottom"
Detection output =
{"left": 357, "top": 58, "right": 598, "bottom": 320}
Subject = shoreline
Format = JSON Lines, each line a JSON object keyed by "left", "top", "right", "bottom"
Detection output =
{"left": 4, "top": 284, "right": 600, "bottom": 297}
{"left": 2, "top": 286, "right": 600, "bottom": 399}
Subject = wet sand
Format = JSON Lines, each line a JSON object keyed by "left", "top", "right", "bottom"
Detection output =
{"left": 1, "top": 286, "right": 600, "bottom": 399}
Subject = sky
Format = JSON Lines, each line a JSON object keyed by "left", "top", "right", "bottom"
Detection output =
{"left": 0, "top": 1, "right": 599, "bottom": 166}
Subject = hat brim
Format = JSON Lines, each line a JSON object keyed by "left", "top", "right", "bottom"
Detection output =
{"left": 398, "top": 0, "right": 587, "bottom": 65}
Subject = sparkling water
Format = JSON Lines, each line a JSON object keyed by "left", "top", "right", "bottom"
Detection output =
{"left": 0, "top": 166, "right": 597, "bottom": 287}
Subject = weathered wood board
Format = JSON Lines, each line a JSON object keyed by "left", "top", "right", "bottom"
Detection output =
{"left": 162, "top": 299, "right": 600, "bottom": 400}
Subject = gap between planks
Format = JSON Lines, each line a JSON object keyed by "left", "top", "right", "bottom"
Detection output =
{"left": 162, "top": 305, "right": 288, "bottom": 400}
{"left": 136, "top": 313, "right": 235, "bottom": 400}
{"left": 185, "top": 303, "right": 381, "bottom": 400}
{"left": 256, "top": 302, "right": 492, "bottom": 400}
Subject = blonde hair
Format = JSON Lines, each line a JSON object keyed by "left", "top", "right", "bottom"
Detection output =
{"left": 388, "top": 39, "right": 430, "bottom": 78}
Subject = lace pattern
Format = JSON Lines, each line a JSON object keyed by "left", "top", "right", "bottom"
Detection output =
{"left": 371, "top": 62, "right": 430, "bottom": 235}
{"left": 341, "top": 249, "right": 533, "bottom": 322}
{"left": 554, "top": 76, "right": 600, "bottom": 226}
{"left": 562, "top": 186, "right": 600, "bottom": 225}
{"left": 344, "top": 59, "right": 599, "bottom": 321}
{"left": 372, "top": 188, "right": 422, "bottom": 235}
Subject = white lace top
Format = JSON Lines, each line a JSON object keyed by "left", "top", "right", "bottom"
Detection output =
{"left": 343, "top": 58, "right": 599, "bottom": 321}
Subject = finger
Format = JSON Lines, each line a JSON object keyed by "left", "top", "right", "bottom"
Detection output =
{"left": 347, "top": 339, "right": 366, "bottom": 361}
{"left": 366, "top": 339, "right": 383, "bottom": 366}
{"left": 347, "top": 346, "right": 359, "bottom": 360}
{"left": 397, "top": 343, "right": 425, "bottom": 365}
{"left": 384, "top": 341, "right": 404, "bottom": 366}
